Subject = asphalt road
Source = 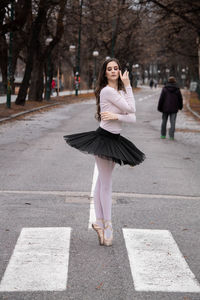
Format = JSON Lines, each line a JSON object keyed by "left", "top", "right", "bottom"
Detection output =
{"left": 0, "top": 86, "right": 200, "bottom": 300}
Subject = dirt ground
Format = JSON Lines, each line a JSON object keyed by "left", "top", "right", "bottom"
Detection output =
{"left": 189, "top": 92, "right": 200, "bottom": 114}
{"left": 0, "top": 93, "right": 95, "bottom": 120}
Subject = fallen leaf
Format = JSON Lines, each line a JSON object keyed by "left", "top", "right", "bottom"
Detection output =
{"left": 96, "top": 282, "right": 103, "bottom": 289}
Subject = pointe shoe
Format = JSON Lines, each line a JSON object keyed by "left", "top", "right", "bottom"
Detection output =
{"left": 103, "top": 222, "right": 113, "bottom": 246}
{"left": 92, "top": 223, "right": 104, "bottom": 245}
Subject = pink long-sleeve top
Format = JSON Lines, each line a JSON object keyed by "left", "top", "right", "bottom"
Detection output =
{"left": 99, "top": 85, "right": 136, "bottom": 134}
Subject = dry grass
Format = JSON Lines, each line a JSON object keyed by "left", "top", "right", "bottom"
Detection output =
{"left": 182, "top": 90, "right": 200, "bottom": 121}
{"left": 189, "top": 92, "right": 200, "bottom": 114}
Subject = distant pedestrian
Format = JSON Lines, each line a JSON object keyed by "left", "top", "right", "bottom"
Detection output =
{"left": 149, "top": 79, "right": 154, "bottom": 89}
{"left": 51, "top": 78, "right": 56, "bottom": 94}
{"left": 154, "top": 79, "right": 158, "bottom": 88}
{"left": 157, "top": 76, "right": 183, "bottom": 140}
{"left": 63, "top": 58, "right": 145, "bottom": 246}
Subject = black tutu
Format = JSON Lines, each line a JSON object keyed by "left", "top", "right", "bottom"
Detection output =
{"left": 63, "top": 127, "right": 145, "bottom": 166}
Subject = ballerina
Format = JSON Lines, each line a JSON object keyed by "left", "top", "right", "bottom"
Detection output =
{"left": 64, "top": 58, "right": 145, "bottom": 246}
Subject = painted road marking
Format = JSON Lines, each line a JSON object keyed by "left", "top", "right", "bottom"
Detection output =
{"left": 0, "top": 227, "right": 71, "bottom": 292}
{"left": 123, "top": 229, "right": 200, "bottom": 292}
{"left": 138, "top": 93, "right": 160, "bottom": 101}
{"left": 1, "top": 190, "right": 200, "bottom": 201}
{"left": 88, "top": 163, "right": 98, "bottom": 228}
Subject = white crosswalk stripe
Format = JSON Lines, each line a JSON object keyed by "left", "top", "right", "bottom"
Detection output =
{"left": 0, "top": 227, "right": 71, "bottom": 292}
{"left": 0, "top": 226, "right": 200, "bottom": 294}
{"left": 123, "top": 228, "right": 200, "bottom": 293}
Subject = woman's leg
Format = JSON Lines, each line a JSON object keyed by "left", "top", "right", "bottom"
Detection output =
{"left": 169, "top": 113, "right": 177, "bottom": 138}
{"left": 93, "top": 174, "right": 104, "bottom": 228}
{"left": 95, "top": 156, "right": 115, "bottom": 221}
{"left": 95, "top": 156, "right": 115, "bottom": 240}
{"left": 161, "top": 113, "right": 168, "bottom": 137}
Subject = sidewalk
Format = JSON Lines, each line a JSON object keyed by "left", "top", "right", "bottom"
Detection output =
{"left": 0, "top": 89, "right": 94, "bottom": 104}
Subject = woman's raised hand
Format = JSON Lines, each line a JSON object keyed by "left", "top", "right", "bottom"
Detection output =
{"left": 119, "top": 70, "right": 130, "bottom": 87}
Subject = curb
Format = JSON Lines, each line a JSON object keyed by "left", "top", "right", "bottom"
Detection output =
{"left": 186, "top": 102, "right": 200, "bottom": 120}
{"left": 183, "top": 89, "right": 200, "bottom": 120}
{"left": 0, "top": 102, "right": 60, "bottom": 123}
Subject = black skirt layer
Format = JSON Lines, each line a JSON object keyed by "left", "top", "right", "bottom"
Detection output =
{"left": 63, "top": 127, "right": 145, "bottom": 166}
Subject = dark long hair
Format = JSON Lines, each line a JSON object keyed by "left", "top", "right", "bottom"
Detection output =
{"left": 94, "top": 58, "right": 125, "bottom": 121}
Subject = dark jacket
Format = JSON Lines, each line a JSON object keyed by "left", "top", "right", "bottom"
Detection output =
{"left": 157, "top": 83, "right": 183, "bottom": 113}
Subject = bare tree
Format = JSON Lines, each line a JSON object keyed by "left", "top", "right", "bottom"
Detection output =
{"left": 15, "top": 0, "right": 67, "bottom": 105}
{"left": 136, "top": 0, "right": 200, "bottom": 80}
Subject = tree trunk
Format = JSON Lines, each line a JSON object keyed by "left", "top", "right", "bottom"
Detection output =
{"left": 28, "top": 54, "right": 44, "bottom": 101}
{"left": 0, "top": 36, "right": 8, "bottom": 94}
{"left": 15, "top": 3, "right": 47, "bottom": 105}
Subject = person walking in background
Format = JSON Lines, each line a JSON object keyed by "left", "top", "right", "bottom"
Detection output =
{"left": 51, "top": 78, "right": 56, "bottom": 95}
{"left": 63, "top": 58, "right": 145, "bottom": 247}
{"left": 157, "top": 76, "right": 183, "bottom": 140}
{"left": 149, "top": 78, "right": 154, "bottom": 89}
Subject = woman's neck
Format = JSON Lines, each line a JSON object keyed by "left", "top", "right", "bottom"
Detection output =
{"left": 107, "top": 80, "right": 118, "bottom": 90}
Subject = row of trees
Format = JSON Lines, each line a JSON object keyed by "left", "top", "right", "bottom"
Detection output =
{"left": 136, "top": 0, "right": 200, "bottom": 84}
{"left": 0, "top": 0, "right": 199, "bottom": 105}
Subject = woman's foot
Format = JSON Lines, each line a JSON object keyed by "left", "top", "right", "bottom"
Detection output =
{"left": 103, "top": 221, "right": 113, "bottom": 246}
{"left": 92, "top": 219, "right": 104, "bottom": 245}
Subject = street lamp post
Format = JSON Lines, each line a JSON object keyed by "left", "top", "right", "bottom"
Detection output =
{"left": 75, "top": 0, "right": 83, "bottom": 96}
{"left": 69, "top": 45, "right": 76, "bottom": 91}
{"left": 196, "top": 36, "right": 200, "bottom": 80}
{"left": 132, "top": 64, "right": 139, "bottom": 87}
{"left": 165, "top": 68, "right": 170, "bottom": 84}
{"left": 93, "top": 50, "right": 99, "bottom": 89}
{"left": 45, "top": 37, "right": 53, "bottom": 100}
{"left": 7, "top": 0, "right": 14, "bottom": 108}
{"left": 157, "top": 70, "right": 161, "bottom": 84}
{"left": 181, "top": 68, "right": 186, "bottom": 88}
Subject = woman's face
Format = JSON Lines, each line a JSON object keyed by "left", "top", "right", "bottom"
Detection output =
{"left": 105, "top": 61, "right": 120, "bottom": 82}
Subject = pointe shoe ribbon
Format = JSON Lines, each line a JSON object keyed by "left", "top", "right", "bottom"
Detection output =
{"left": 103, "top": 222, "right": 113, "bottom": 246}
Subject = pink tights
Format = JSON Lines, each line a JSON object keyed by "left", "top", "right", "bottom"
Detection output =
{"left": 94, "top": 156, "right": 115, "bottom": 224}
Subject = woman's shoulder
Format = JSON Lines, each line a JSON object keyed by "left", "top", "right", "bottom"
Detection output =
{"left": 100, "top": 85, "right": 117, "bottom": 97}
{"left": 101, "top": 85, "right": 113, "bottom": 93}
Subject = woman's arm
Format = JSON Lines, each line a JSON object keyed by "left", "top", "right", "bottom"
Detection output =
{"left": 117, "top": 113, "right": 136, "bottom": 123}
{"left": 177, "top": 89, "right": 183, "bottom": 110}
{"left": 123, "top": 86, "right": 136, "bottom": 112}
{"left": 101, "top": 86, "right": 136, "bottom": 113}
{"left": 157, "top": 88, "right": 165, "bottom": 112}
{"left": 101, "top": 112, "right": 136, "bottom": 123}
